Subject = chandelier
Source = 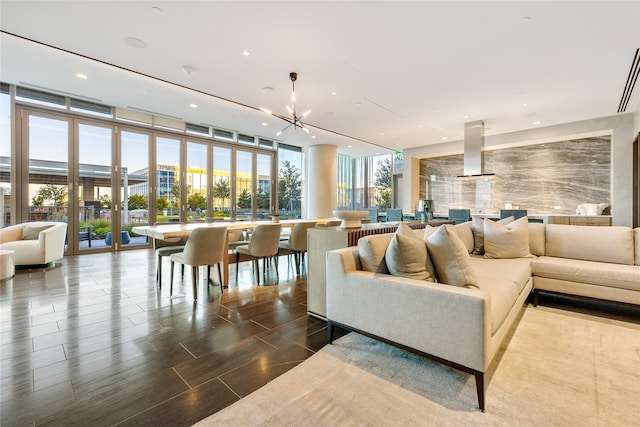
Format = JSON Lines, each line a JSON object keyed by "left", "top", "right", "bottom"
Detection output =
{"left": 261, "top": 72, "right": 311, "bottom": 136}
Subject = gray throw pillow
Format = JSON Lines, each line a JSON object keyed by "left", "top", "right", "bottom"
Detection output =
{"left": 471, "top": 216, "right": 514, "bottom": 255}
{"left": 385, "top": 223, "right": 436, "bottom": 281}
{"left": 21, "top": 224, "right": 53, "bottom": 240}
{"left": 425, "top": 224, "right": 479, "bottom": 288}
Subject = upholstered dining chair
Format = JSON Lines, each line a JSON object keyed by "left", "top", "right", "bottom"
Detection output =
{"left": 154, "top": 222, "right": 188, "bottom": 289}
{"left": 385, "top": 208, "right": 403, "bottom": 222}
{"left": 278, "top": 221, "right": 317, "bottom": 275}
{"left": 169, "top": 226, "right": 228, "bottom": 300}
{"left": 235, "top": 223, "right": 282, "bottom": 285}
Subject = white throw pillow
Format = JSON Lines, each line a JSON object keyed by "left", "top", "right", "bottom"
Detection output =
{"left": 577, "top": 203, "right": 607, "bottom": 216}
{"left": 385, "top": 223, "right": 436, "bottom": 281}
{"left": 471, "top": 216, "right": 514, "bottom": 255}
{"left": 483, "top": 216, "right": 532, "bottom": 259}
{"left": 425, "top": 224, "right": 479, "bottom": 288}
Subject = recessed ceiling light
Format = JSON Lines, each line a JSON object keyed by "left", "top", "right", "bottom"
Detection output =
{"left": 151, "top": 6, "right": 162, "bottom": 14}
{"left": 189, "top": 103, "right": 198, "bottom": 108}
{"left": 124, "top": 37, "right": 146, "bottom": 48}
{"left": 520, "top": 17, "right": 531, "bottom": 24}
{"left": 522, "top": 103, "right": 528, "bottom": 107}
{"left": 182, "top": 65, "right": 196, "bottom": 75}
{"left": 463, "top": 115, "right": 469, "bottom": 119}
{"left": 418, "top": 125, "right": 423, "bottom": 128}
{"left": 311, "top": 135, "right": 316, "bottom": 139}
{"left": 532, "top": 120, "right": 541, "bottom": 125}
{"left": 442, "top": 137, "right": 448, "bottom": 141}
{"left": 347, "top": 145, "right": 352, "bottom": 148}
{"left": 331, "top": 91, "right": 337, "bottom": 95}
{"left": 76, "top": 73, "right": 87, "bottom": 80}
{"left": 261, "top": 122, "right": 268, "bottom": 126}
{"left": 242, "top": 50, "right": 251, "bottom": 56}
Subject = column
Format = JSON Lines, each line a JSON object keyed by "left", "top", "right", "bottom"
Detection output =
{"left": 306, "top": 144, "right": 337, "bottom": 218}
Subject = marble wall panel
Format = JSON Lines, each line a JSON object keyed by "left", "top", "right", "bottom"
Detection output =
{"left": 419, "top": 136, "right": 611, "bottom": 215}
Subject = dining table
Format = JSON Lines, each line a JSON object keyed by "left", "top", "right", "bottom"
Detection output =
{"left": 132, "top": 218, "right": 333, "bottom": 286}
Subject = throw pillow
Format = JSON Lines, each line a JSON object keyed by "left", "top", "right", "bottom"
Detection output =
{"left": 21, "top": 224, "right": 53, "bottom": 240}
{"left": 357, "top": 233, "right": 394, "bottom": 274}
{"left": 483, "top": 216, "right": 532, "bottom": 259}
{"left": 425, "top": 224, "right": 479, "bottom": 288}
{"left": 455, "top": 221, "right": 474, "bottom": 253}
{"left": 471, "top": 215, "right": 514, "bottom": 255}
{"left": 385, "top": 223, "right": 436, "bottom": 281}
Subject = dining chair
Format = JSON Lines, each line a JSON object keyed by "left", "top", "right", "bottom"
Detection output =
{"left": 385, "top": 208, "right": 403, "bottom": 222}
{"left": 235, "top": 223, "right": 282, "bottom": 285}
{"left": 278, "top": 221, "right": 317, "bottom": 275}
{"left": 169, "top": 226, "right": 228, "bottom": 300}
{"left": 500, "top": 209, "right": 528, "bottom": 220}
{"left": 448, "top": 209, "right": 471, "bottom": 224}
{"left": 154, "top": 222, "right": 188, "bottom": 289}
{"left": 366, "top": 207, "right": 379, "bottom": 223}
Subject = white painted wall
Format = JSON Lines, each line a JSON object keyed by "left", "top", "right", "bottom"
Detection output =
{"left": 402, "top": 113, "right": 636, "bottom": 227}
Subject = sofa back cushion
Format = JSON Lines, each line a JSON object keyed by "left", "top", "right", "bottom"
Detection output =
{"left": 635, "top": 228, "right": 640, "bottom": 266}
{"left": 357, "top": 233, "right": 394, "bottom": 273}
{"left": 528, "top": 222, "right": 546, "bottom": 256}
{"left": 545, "top": 224, "right": 634, "bottom": 265}
{"left": 385, "top": 223, "right": 436, "bottom": 281}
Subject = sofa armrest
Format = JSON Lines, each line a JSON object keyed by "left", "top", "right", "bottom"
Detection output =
{"left": 0, "top": 224, "right": 23, "bottom": 243}
{"left": 39, "top": 223, "right": 67, "bottom": 263}
{"left": 326, "top": 247, "right": 491, "bottom": 372}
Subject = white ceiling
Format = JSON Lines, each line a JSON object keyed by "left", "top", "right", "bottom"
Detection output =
{"left": 1, "top": 1, "right": 639, "bottom": 157}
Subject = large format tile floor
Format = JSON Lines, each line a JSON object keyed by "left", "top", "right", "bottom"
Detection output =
{"left": 1, "top": 250, "right": 342, "bottom": 426}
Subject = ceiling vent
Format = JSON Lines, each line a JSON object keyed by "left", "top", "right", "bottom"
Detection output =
{"left": 618, "top": 48, "right": 639, "bottom": 113}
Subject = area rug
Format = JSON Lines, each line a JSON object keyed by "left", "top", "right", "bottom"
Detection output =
{"left": 195, "top": 306, "right": 640, "bottom": 426}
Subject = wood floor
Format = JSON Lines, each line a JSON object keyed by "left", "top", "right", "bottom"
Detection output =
{"left": 0, "top": 250, "right": 345, "bottom": 426}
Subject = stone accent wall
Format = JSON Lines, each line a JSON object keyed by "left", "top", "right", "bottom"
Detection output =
{"left": 419, "top": 136, "right": 611, "bottom": 215}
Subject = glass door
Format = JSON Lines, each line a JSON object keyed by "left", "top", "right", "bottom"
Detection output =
{"left": 235, "top": 150, "right": 253, "bottom": 219}
{"left": 76, "top": 122, "right": 113, "bottom": 251}
{"left": 256, "top": 152, "right": 273, "bottom": 219}
{"left": 120, "top": 130, "right": 150, "bottom": 248}
{"left": 155, "top": 136, "right": 182, "bottom": 223}
{"left": 186, "top": 141, "right": 208, "bottom": 222}
{"left": 25, "top": 112, "right": 71, "bottom": 251}
{"left": 212, "top": 146, "right": 231, "bottom": 219}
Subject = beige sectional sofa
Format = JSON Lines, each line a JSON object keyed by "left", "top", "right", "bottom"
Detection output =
{"left": 325, "top": 219, "right": 640, "bottom": 412}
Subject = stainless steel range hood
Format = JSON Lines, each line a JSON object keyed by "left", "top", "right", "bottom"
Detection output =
{"left": 459, "top": 120, "right": 494, "bottom": 177}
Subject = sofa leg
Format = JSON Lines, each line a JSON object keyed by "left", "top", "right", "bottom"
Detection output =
{"left": 475, "top": 371, "right": 485, "bottom": 412}
{"left": 327, "top": 320, "right": 334, "bottom": 344}
{"left": 533, "top": 289, "right": 539, "bottom": 307}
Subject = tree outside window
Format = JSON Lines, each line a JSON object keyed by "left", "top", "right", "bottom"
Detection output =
{"left": 372, "top": 157, "right": 392, "bottom": 209}
{"left": 278, "top": 160, "right": 302, "bottom": 218}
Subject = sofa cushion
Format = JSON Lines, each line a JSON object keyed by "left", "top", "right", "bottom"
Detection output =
{"left": 545, "top": 224, "right": 634, "bottom": 265}
{"left": 634, "top": 228, "right": 640, "bottom": 266}
{"left": 528, "top": 222, "right": 546, "bottom": 256}
{"left": 385, "top": 223, "right": 436, "bottom": 281}
{"left": 476, "top": 276, "right": 520, "bottom": 335}
{"left": 21, "top": 224, "right": 53, "bottom": 240}
{"left": 471, "top": 216, "right": 513, "bottom": 255}
{"left": 484, "top": 217, "right": 532, "bottom": 259}
{"left": 425, "top": 225, "right": 479, "bottom": 288}
{"left": 470, "top": 256, "right": 532, "bottom": 295}
{"left": 532, "top": 256, "right": 640, "bottom": 292}
{"left": 358, "top": 233, "right": 393, "bottom": 274}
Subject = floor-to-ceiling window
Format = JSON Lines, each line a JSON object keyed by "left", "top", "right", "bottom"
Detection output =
{"left": 277, "top": 144, "right": 303, "bottom": 219}
{"left": 212, "top": 146, "right": 231, "bottom": 217}
{"left": 1, "top": 85, "right": 12, "bottom": 227}
{"left": 186, "top": 141, "right": 208, "bottom": 221}
{"left": 235, "top": 150, "right": 253, "bottom": 218}
{"left": 256, "top": 152, "right": 273, "bottom": 219}
{"left": 155, "top": 136, "right": 182, "bottom": 222}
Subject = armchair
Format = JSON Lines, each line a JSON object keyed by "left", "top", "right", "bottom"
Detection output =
{"left": 0, "top": 222, "right": 67, "bottom": 266}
